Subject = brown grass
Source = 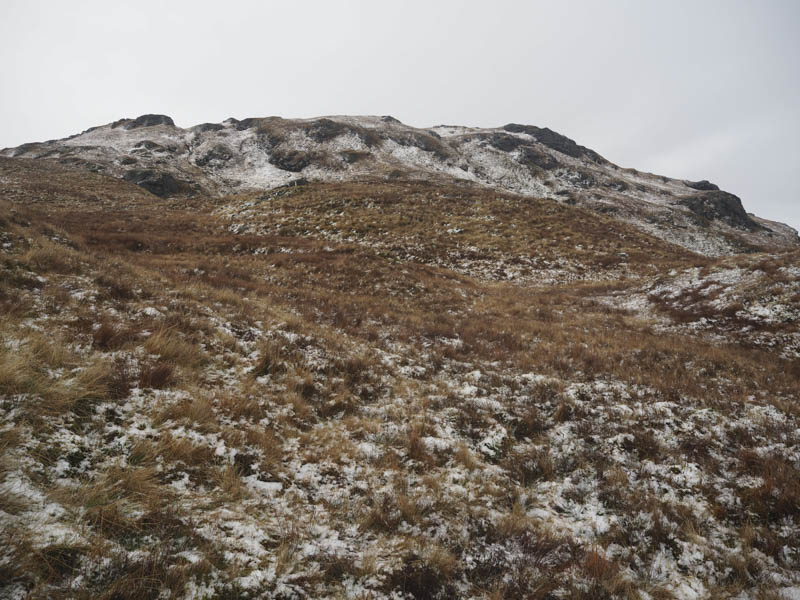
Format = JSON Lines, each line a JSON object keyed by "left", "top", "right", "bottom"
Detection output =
{"left": 138, "top": 361, "right": 175, "bottom": 389}
{"left": 2, "top": 161, "right": 798, "bottom": 598}
{"left": 143, "top": 328, "right": 206, "bottom": 367}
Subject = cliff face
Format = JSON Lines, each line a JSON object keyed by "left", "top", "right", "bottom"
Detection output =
{"left": 3, "top": 113, "right": 798, "bottom": 255}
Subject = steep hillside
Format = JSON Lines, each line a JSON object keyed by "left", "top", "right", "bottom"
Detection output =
{"left": 1, "top": 158, "right": 799, "bottom": 599}
{"left": 3, "top": 115, "right": 797, "bottom": 256}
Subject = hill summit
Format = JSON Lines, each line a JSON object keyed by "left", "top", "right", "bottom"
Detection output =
{"left": 4, "top": 114, "right": 797, "bottom": 256}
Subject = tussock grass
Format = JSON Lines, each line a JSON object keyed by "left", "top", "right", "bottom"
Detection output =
{"left": 0, "top": 344, "right": 47, "bottom": 397}
{"left": 213, "top": 464, "right": 248, "bottom": 501}
{"left": 138, "top": 361, "right": 174, "bottom": 389}
{"left": 155, "top": 395, "right": 216, "bottom": 431}
{"left": 1, "top": 164, "right": 798, "bottom": 599}
{"left": 156, "top": 433, "right": 216, "bottom": 470}
{"left": 0, "top": 428, "right": 26, "bottom": 515}
{"left": 21, "top": 240, "right": 83, "bottom": 274}
{"left": 144, "top": 328, "right": 206, "bottom": 367}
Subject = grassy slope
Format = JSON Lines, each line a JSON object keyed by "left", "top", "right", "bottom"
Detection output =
{"left": 1, "top": 158, "right": 798, "bottom": 599}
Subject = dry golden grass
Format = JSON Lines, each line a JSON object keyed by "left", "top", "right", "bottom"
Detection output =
{"left": 21, "top": 240, "right": 83, "bottom": 274}
{"left": 1, "top": 160, "right": 798, "bottom": 599}
{"left": 253, "top": 337, "right": 287, "bottom": 378}
{"left": 138, "top": 360, "right": 175, "bottom": 389}
{"left": 217, "top": 392, "right": 266, "bottom": 422}
{"left": 155, "top": 394, "right": 216, "bottom": 432}
{"left": 144, "top": 328, "right": 206, "bottom": 367}
{"left": 156, "top": 433, "right": 216, "bottom": 469}
{"left": 213, "top": 464, "right": 249, "bottom": 501}
{"left": 0, "top": 428, "right": 26, "bottom": 516}
{"left": 0, "top": 345, "right": 46, "bottom": 397}
{"left": 453, "top": 441, "right": 480, "bottom": 470}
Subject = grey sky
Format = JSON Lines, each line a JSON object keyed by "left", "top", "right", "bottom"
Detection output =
{"left": 2, "top": 0, "right": 798, "bottom": 229}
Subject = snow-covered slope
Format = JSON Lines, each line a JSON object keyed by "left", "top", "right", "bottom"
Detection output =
{"left": 3, "top": 114, "right": 798, "bottom": 256}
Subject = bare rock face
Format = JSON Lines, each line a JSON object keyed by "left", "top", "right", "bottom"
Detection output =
{"left": 194, "top": 144, "right": 234, "bottom": 167}
{"left": 503, "top": 123, "right": 603, "bottom": 162}
{"left": 679, "top": 191, "right": 763, "bottom": 231}
{"left": 685, "top": 179, "right": 720, "bottom": 191}
{"left": 122, "top": 168, "right": 194, "bottom": 197}
{"left": 267, "top": 149, "right": 317, "bottom": 172}
{"left": 2, "top": 113, "right": 797, "bottom": 256}
{"left": 124, "top": 114, "right": 175, "bottom": 129}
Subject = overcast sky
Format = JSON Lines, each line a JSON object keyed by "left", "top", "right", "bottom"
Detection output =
{"left": 2, "top": 0, "right": 798, "bottom": 228}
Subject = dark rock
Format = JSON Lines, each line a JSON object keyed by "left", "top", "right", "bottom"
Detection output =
{"left": 518, "top": 147, "right": 559, "bottom": 171}
{"left": 58, "top": 158, "right": 104, "bottom": 172}
{"left": 382, "top": 130, "right": 449, "bottom": 159}
{"left": 304, "top": 119, "right": 382, "bottom": 147}
{"left": 387, "top": 168, "right": 409, "bottom": 179}
{"left": 570, "top": 169, "right": 597, "bottom": 189}
{"left": 192, "top": 123, "right": 224, "bottom": 133}
{"left": 119, "top": 156, "right": 137, "bottom": 165}
{"left": 678, "top": 191, "right": 762, "bottom": 231}
{"left": 308, "top": 118, "right": 349, "bottom": 142}
{"left": 381, "top": 116, "right": 402, "bottom": 124}
{"left": 133, "top": 140, "right": 163, "bottom": 151}
{"left": 488, "top": 133, "right": 525, "bottom": 152}
{"left": 125, "top": 114, "right": 175, "bottom": 129}
{"left": 111, "top": 118, "right": 131, "bottom": 129}
{"left": 503, "top": 123, "right": 603, "bottom": 162}
{"left": 268, "top": 149, "right": 316, "bottom": 172}
{"left": 233, "top": 452, "right": 258, "bottom": 476}
{"left": 9, "top": 142, "right": 45, "bottom": 157}
{"left": 340, "top": 150, "right": 370, "bottom": 164}
{"left": 596, "top": 205, "right": 618, "bottom": 215}
{"left": 685, "top": 180, "right": 720, "bottom": 191}
{"left": 77, "top": 126, "right": 102, "bottom": 136}
{"left": 194, "top": 144, "right": 233, "bottom": 167}
{"left": 235, "top": 118, "right": 262, "bottom": 131}
{"left": 357, "top": 128, "right": 383, "bottom": 148}
{"left": 39, "top": 148, "right": 63, "bottom": 159}
{"left": 274, "top": 178, "right": 308, "bottom": 190}
{"left": 604, "top": 180, "right": 629, "bottom": 192}
{"left": 132, "top": 140, "right": 176, "bottom": 154}
{"left": 122, "top": 169, "right": 194, "bottom": 197}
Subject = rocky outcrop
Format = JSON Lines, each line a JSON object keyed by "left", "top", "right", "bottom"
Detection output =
{"left": 194, "top": 144, "right": 234, "bottom": 167}
{"left": 126, "top": 114, "right": 175, "bottom": 129}
{"left": 267, "top": 149, "right": 318, "bottom": 172}
{"left": 685, "top": 179, "right": 720, "bottom": 191}
{"left": 503, "top": 123, "right": 603, "bottom": 162}
{"left": 191, "top": 123, "right": 225, "bottom": 133}
{"left": 678, "top": 191, "right": 763, "bottom": 231}
{"left": 2, "top": 113, "right": 797, "bottom": 256}
{"left": 122, "top": 169, "right": 194, "bottom": 197}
